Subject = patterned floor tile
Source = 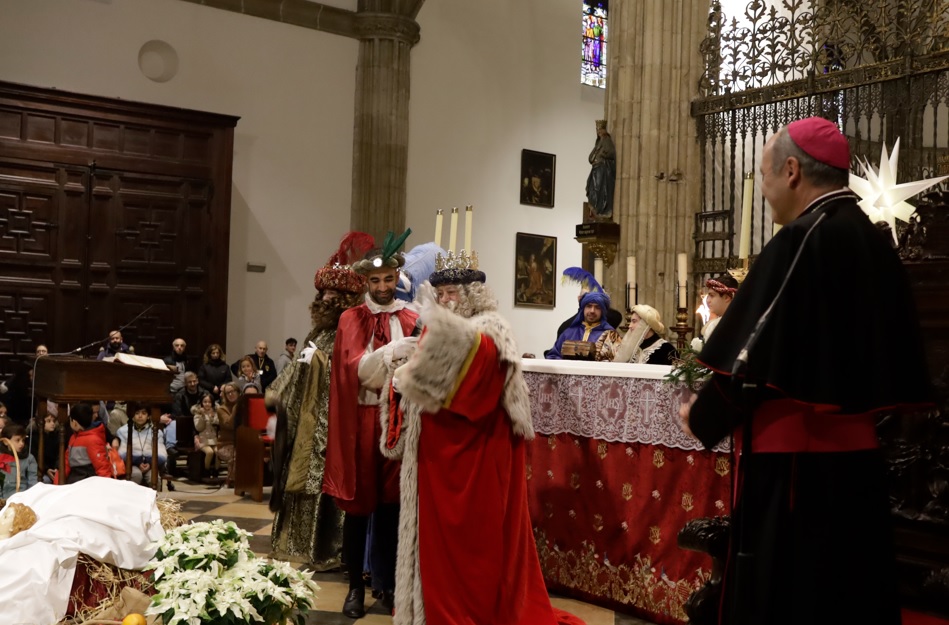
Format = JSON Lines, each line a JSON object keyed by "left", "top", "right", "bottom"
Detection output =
{"left": 161, "top": 485, "right": 659, "bottom": 625}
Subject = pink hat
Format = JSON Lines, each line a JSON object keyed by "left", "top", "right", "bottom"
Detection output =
{"left": 786, "top": 117, "right": 850, "bottom": 170}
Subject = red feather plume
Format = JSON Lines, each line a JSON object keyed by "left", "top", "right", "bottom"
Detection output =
{"left": 330, "top": 232, "right": 375, "bottom": 267}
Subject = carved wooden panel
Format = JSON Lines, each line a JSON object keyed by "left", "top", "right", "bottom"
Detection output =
{"left": 0, "top": 81, "right": 237, "bottom": 383}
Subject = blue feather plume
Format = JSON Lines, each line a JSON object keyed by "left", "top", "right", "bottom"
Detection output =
{"left": 561, "top": 266, "right": 604, "bottom": 293}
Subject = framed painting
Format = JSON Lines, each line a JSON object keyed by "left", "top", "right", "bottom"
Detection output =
{"left": 514, "top": 233, "right": 557, "bottom": 308}
{"left": 519, "top": 149, "right": 556, "bottom": 208}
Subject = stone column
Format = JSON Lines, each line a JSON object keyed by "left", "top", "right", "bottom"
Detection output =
{"left": 605, "top": 0, "right": 709, "bottom": 328}
{"left": 350, "top": 11, "right": 420, "bottom": 242}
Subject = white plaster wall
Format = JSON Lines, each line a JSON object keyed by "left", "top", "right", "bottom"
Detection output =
{"left": 0, "top": 0, "right": 603, "bottom": 358}
{"left": 407, "top": 0, "right": 606, "bottom": 356}
{"left": 0, "top": 0, "right": 356, "bottom": 358}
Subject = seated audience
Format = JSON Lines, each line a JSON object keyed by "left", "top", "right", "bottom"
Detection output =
{"left": 231, "top": 342, "right": 277, "bottom": 391}
{"left": 96, "top": 330, "right": 130, "bottom": 361}
{"left": 546, "top": 290, "right": 615, "bottom": 359}
{"left": 0, "top": 423, "right": 38, "bottom": 499}
{"left": 41, "top": 412, "right": 59, "bottom": 484}
{"left": 172, "top": 372, "right": 202, "bottom": 418}
{"left": 236, "top": 356, "right": 263, "bottom": 393}
{"left": 192, "top": 392, "right": 220, "bottom": 476}
{"left": 216, "top": 382, "right": 240, "bottom": 480}
{"left": 198, "top": 343, "right": 232, "bottom": 403}
{"left": 163, "top": 338, "right": 192, "bottom": 394}
{"left": 275, "top": 338, "right": 297, "bottom": 374}
{"left": 596, "top": 304, "right": 679, "bottom": 365}
{"left": 64, "top": 403, "right": 112, "bottom": 484}
{"left": 114, "top": 403, "right": 167, "bottom": 486}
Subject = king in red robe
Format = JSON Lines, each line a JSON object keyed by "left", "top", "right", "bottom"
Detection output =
{"left": 381, "top": 263, "right": 583, "bottom": 625}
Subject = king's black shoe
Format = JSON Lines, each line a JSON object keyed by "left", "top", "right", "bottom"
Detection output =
{"left": 381, "top": 590, "right": 395, "bottom": 614}
{"left": 343, "top": 587, "right": 365, "bottom": 619}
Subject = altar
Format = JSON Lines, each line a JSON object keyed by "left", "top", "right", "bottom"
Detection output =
{"left": 522, "top": 359, "right": 731, "bottom": 625}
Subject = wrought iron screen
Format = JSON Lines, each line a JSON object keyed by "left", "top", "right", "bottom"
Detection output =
{"left": 691, "top": 0, "right": 949, "bottom": 275}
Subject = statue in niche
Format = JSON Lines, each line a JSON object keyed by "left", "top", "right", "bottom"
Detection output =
{"left": 585, "top": 119, "right": 616, "bottom": 221}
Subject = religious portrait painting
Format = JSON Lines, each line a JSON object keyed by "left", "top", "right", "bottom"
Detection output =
{"left": 514, "top": 233, "right": 556, "bottom": 308}
{"left": 519, "top": 149, "right": 556, "bottom": 208}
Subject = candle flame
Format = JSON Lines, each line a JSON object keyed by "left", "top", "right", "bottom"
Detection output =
{"left": 696, "top": 294, "right": 710, "bottom": 326}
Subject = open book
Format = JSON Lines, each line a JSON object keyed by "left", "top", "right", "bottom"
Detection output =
{"left": 113, "top": 352, "right": 175, "bottom": 372}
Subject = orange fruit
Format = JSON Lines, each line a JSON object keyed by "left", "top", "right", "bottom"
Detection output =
{"left": 122, "top": 614, "right": 147, "bottom": 625}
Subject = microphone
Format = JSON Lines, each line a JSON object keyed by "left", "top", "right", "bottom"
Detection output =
{"left": 730, "top": 209, "right": 831, "bottom": 378}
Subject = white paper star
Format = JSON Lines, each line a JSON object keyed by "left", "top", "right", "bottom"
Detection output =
{"left": 849, "top": 138, "right": 948, "bottom": 243}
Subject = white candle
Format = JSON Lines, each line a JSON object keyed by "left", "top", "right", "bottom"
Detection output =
{"left": 448, "top": 207, "right": 459, "bottom": 253}
{"left": 593, "top": 257, "right": 604, "bottom": 286}
{"left": 677, "top": 252, "right": 688, "bottom": 308}
{"left": 464, "top": 205, "right": 473, "bottom": 252}
{"left": 434, "top": 209, "right": 443, "bottom": 247}
{"left": 738, "top": 173, "right": 754, "bottom": 259}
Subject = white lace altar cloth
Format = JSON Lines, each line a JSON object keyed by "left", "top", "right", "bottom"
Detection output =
{"left": 522, "top": 359, "right": 730, "bottom": 453}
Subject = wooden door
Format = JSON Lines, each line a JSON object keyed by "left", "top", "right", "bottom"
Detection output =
{"left": 0, "top": 81, "right": 237, "bottom": 379}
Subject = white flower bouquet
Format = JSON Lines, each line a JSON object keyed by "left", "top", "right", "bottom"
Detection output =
{"left": 145, "top": 519, "right": 319, "bottom": 625}
{"left": 664, "top": 339, "right": 711, "bottom": 392}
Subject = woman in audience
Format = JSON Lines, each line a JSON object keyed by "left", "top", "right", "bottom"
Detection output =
{"left": 198, "top": 343, "right": 232, "bottom": 403}
{"left": 216, "top": 382, "right": 240, "bottom": 482}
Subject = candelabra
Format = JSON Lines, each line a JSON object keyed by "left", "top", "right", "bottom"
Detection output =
{"left": 672, "top": 306, "right": 693, "bottom": 351}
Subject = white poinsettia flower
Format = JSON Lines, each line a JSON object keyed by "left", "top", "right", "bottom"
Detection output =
{"left": 145, "top": 520, "right": 318, "bottom": 624}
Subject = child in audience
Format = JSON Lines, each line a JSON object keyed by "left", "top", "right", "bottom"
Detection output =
{"left": 0, "top": 402, "right": 8, "bottom": 431}
{"left": 64, "top": 403, "right": 111, "bottom": 484}
{"left": 41, "top": 412, "right": 60, "bottom": 483}
{"left": 236, "top": 356, "right": 263, "bottom": 393}
{"left": 192, "top": 392, "right": 219, "bottom": 476}
{"left": 114, "top": 403, "right": 167, "bottom": 486}
{"left": 0, "top": 423, "right": 38, "bottom": 498}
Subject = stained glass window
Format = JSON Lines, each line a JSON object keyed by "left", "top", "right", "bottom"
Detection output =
{"left": 581, "top": 1, "right": 608, "bottom": 88}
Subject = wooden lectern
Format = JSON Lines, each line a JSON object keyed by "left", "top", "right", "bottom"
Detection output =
{"left": 33, "top": 356, "right": 173, "bottom": 490}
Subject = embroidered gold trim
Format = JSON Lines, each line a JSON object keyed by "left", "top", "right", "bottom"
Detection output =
{"left": 443, "top": 332, "right": 483, "bottom": 408}
{"left": 533, "top": 529, "right": 709, "bottom": 621}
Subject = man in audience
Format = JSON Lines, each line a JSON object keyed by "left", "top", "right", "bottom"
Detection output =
{"left": 233, "top": 341, "right": 277, "bottom": 391}
{"left": 275, "top": 338, "right": 297, "bottom": 374}
{"left": 163, "top": 338, "right": 192, "bottom": 394}
{"left": 172, "top": 372, "right": 202, "bottom": 418}
{"left": 97, "top": 330, "right": 130, "bottom": 360}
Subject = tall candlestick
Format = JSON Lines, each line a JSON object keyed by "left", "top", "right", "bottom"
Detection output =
{"left": 464, "top": 205, "right": 473, "bottom": 252}
{"left": 434, "top": 209, "right": 444, "bottom": 247}
{"left": 677, "top": 252, "right": 688, "bottom": 308}
{"left": 738, "top": 172, "right": 754, "bottom": 260}
{"left": 626, "top": 256, "right": 636, "bottom": 310}
{"left": 593, "top": 257, "right": 604, "bottom": 286}
{"left": 448, "top": 207, "right": 459, "bottom": 253}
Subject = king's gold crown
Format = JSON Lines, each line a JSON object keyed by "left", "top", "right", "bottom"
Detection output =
{"left": 435, "top": 250, "right": 479, "bottom": 272}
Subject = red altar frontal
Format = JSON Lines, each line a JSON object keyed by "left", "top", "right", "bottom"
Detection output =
{"left": 522, "top": 360, "right": 731, "bottom": 625}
